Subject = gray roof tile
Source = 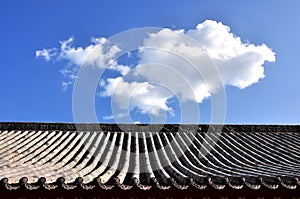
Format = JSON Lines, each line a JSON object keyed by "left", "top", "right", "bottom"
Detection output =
{"left": 0, "top": 122, "right": 300, "bottom": 191}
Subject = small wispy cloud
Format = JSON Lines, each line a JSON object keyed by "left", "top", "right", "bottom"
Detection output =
{"left": 61, "top": 81, "right": 73, "bottom": 91}
{"left": 36, "top": 48, "right": 56, "bottom": 61}
{"left": 103, "top": 115, "right": 114, "bottom": 120}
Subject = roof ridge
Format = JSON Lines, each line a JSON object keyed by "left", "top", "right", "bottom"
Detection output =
{"left": 0, "top": 122, "right": 299, "bottom": 132}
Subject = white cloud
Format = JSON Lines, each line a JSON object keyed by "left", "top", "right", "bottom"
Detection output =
{"left": 186, "top": 20, "right": 275, "bottom": 88}
{"left": 60, "top": 67, "right": 78, "bottom": 80}
{"left": 37, "top": 20, "right": 275, "bottom": 119}
{"left": 57, "top": 37, "right": 121, "bottom": 68}
{"left": 103, "top": 115, "right": 114, "bottom": 120}
{"left": 61, "top": 81, "right": 73, "bottom": 91}
{"left": 108, "top": 64, "right": 130, "bottom": 75}
{"left": 36, "top": 37, "right": 126, "bottom": 91}
{"left": 100, "top": 77, "right": 174, "bottom": 116}
{"left": 36, "top": 37, "right": 122, "bottom": 69}
{"left": 36, "top": 48, "right": 56, "bottom": 61}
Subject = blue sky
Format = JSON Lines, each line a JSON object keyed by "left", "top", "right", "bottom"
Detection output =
{"left": 0, "top": 0, "right": 300, "bottom": 124}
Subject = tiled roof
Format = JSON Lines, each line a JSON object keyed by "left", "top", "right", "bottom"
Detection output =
{"left": 1, "top": 122, "right": 300, "bottom": 191}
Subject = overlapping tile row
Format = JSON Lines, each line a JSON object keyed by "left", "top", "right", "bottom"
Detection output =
{"left": 0, "top": 123, "right": 300, "bottom": 190}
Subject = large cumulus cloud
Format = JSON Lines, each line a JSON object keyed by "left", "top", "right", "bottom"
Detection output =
{"left": 36, "top": 20, "right": 275, "bottom": 120}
